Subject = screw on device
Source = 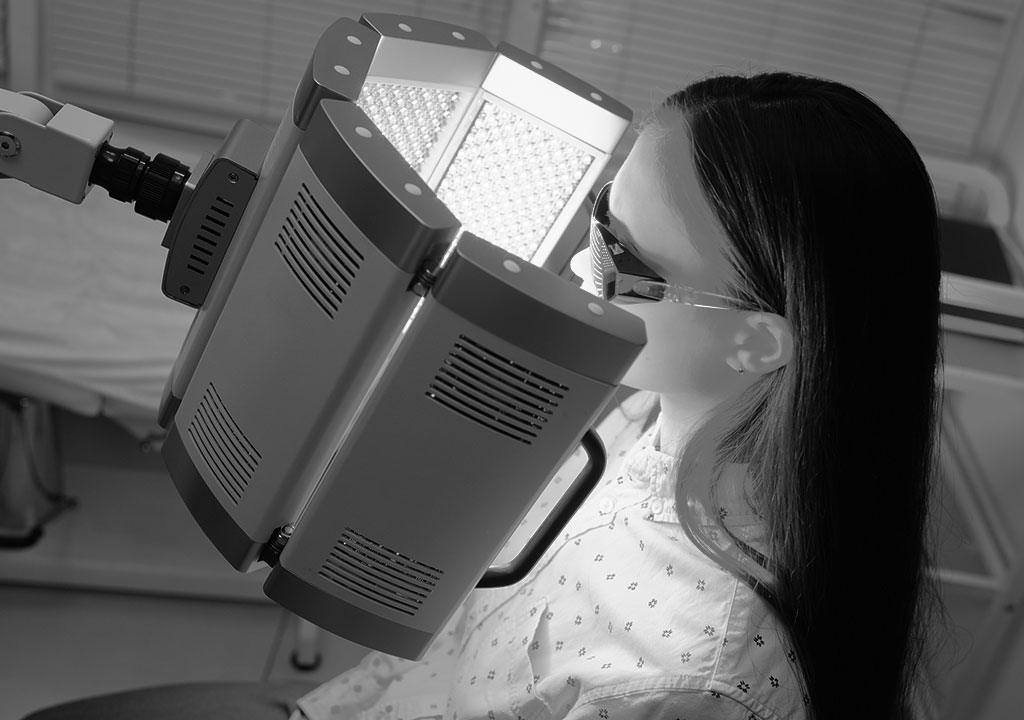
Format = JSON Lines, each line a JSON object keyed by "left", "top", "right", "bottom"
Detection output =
{"left": 0, "top": 132, "right": 21, "bottom": 157}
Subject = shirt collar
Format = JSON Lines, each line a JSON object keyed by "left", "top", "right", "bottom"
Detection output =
{"left": 622, "top": 423, "right": 677, "bottom": 502}
{"left": 619, "top": 421, "right": 768, "bottom": 545}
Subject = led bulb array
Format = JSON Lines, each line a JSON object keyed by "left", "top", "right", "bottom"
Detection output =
{"left": 438, "top": 101, "right": 594, "bottom": 260}
{"left": 357, "top": 82, "right": 462, "bottom": 174}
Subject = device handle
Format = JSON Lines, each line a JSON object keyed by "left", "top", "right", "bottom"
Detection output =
{"left": 477, "top": 427, "right": 606, "bottom": 588}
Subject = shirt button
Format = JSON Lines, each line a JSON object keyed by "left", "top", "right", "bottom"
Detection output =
{"left": 599, "top": 498, "right": 615, "bottom": 514}
{"left": 650, "top": 499, "right": 664, "bottom": 514}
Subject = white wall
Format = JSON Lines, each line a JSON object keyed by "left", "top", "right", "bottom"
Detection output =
{"left": 971, "top": 49, "right": 1024, "bottom": 720}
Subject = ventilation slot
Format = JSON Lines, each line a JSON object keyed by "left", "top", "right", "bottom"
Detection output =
{"left": 186, "top": 383, "right": 262, "bottom": 505}
{"left": 425, "top": 335, "right": 568, "bottom": 445}
{"left": 318, "top": 528, "right": 443, "bottom": 617}
{"left": 274, "top": 183, "right": 364, "bottom": 319}
{"left": 188, "top": 196, "right": 235, "bottom": 276}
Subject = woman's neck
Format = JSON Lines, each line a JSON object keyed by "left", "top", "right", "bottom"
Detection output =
{"left": 655, "top": 391, "right": 719, "bottom": 456}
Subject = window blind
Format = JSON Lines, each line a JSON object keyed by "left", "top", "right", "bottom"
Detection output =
{"left": 45, "top": 0, "right": 511, "bottom": 134}
{"left": 41, "top": 0, "right": 1021, "bottom": 217}
{"left": 0, "top": 0, "right": 8, "bottom": 87}
{"left": 540, "top": 0, "right": 1022, "bottom": 216}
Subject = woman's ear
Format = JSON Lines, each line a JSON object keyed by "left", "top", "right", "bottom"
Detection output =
{"left": 731, "top": 312, "right": 794, "bottom": 374}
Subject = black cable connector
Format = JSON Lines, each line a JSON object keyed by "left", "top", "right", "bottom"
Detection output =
{"left": 89, "top": 142, "right": 191, "bottom": 222}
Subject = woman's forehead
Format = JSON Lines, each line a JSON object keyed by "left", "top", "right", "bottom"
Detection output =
{"left": 609, "top": 122, "right": 734, "bottom": 288}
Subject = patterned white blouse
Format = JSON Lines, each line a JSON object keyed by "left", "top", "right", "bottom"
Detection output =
{"left": 294, "top": 394, "right": 807, "bottom": 720}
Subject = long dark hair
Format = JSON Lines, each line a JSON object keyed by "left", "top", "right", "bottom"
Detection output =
{"left": 663, "top": 73, "right": 944, "bottom": 719}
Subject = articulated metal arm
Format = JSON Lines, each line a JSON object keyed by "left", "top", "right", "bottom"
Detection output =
{"left": 0, "top": 88, "right": 114, "bottom": 203}
{"left": 0, "top": 86, "right": 273, "bottom": 310}
{"left": 0, "top": 87, "right": 190, "bottom": 221}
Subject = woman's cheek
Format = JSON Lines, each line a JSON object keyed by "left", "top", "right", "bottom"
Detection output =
{"left": 618, "top": 304, "right": 723, "bottom": 393}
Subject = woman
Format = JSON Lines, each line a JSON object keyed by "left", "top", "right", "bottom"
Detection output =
{"left": 25, "top": 72, "right": 945, "bottom": 720}
{"left": 595, "top": 72, "right": 944, "bottom": 719}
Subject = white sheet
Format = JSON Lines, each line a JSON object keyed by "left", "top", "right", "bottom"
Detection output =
{"left": 0, "top": 178, "right": 196, "bottom": 437}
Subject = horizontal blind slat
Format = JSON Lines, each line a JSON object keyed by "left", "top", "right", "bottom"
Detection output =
{"left": 46, "top": 0, "right": 514, "bottom": 127}
{"left": 539, "top": 0, "right": 1016, "bottom": 165}
{"left": 41, "top": 0, "right": 1017, "bottom": 176}
{"left": 0, "top": 0, "right": 7, "bottom": 78}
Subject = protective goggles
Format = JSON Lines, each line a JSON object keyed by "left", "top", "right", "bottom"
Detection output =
{"left": 589, "top": 181, "right": 746, "bottom": 309}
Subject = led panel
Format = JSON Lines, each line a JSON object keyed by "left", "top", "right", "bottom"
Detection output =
{"left": 356, "top": 82, "right": 463, "bottom": 175}
{"left": 436, "top": 99, "right": 594, "bottom": 261}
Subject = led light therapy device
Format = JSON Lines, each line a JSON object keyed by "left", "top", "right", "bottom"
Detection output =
{"left": 0, "top": 13, "right": 641, "bottom": 660}
{"left": 157, "top": 15, "right": 640, "bottom": 659}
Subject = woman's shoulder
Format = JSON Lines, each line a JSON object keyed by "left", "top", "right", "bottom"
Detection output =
{"left": 559, "top": 578, "right": 808, "bottom": 720}
{"left": 701, "top": 579, "right": 809, "bottom": 720}
{"left": 532, "top": 493, "right": 806, "bottom": 720}
{"left": 570, "top": 677, "right": 808, "bottom": 720}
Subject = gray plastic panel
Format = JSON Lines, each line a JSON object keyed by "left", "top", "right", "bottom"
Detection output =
{"left": 263, "top": 252, "right": 642, "bottom": 656}
{"left": 360, "top": 13, "right": 492, "bottom": 51}
{"left": 359, "top": 13, "right": 495, "bottom": 89}
{"left": 292, "top": 17, "right": 380, "bottom": 130}
{"left": 431, "top": 233, "right": 646, "bottom": 384}
{"left": 265, "top": 564, "right": 433, "bottom": 659}
{"left": 163, "top": 424, "right": 264, "bottom": 570}
{"left": 496, "top": 41, "right": 632, "bottom": 128}
{"left": 161, "top": 104, "right": 305, "bottom": 427}
{"left": 165, "top": 147, "right": 445, "bottom": 568}
{"left": 161, "top": 157, "right": 257, "bottom": 307}
{"left": 301, "top": 99, "right": 460, "bottom": 272}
